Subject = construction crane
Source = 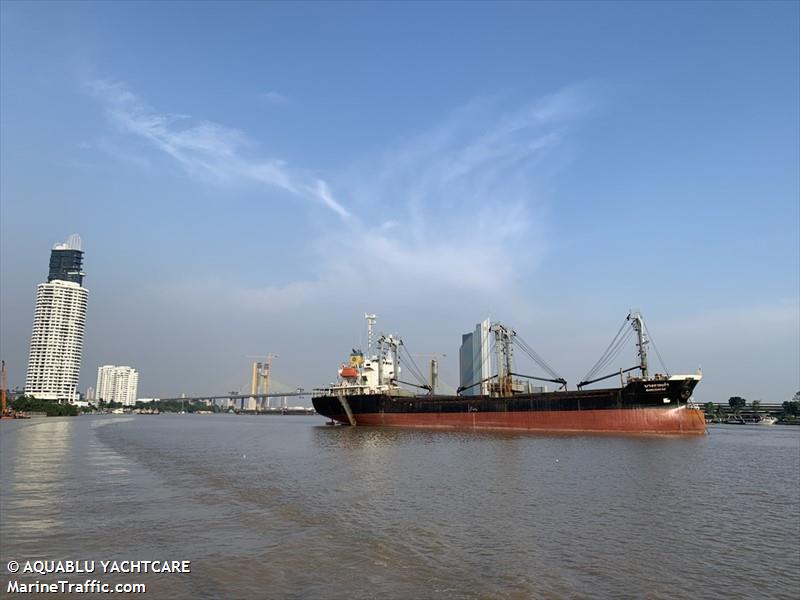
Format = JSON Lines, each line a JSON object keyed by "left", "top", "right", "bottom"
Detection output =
{"left": 245, "top": 353, "right": 278, "bottom": 409}
{"left": 1, "top": 361, "right": 8, "bottom": 418}
{"left": 1, "top": 360, "right": 16, "bottom": 419}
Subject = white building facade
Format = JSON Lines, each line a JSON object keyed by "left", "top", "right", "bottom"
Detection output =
{"left": 24, "top": 280, "right": 89, "bottom": 402}
{"left": 96, "top": 365, "right": 139, "bottom": 406}
{"left": 96, "top": 365, "right": 116, "bottom": 402}
{"left": 25, "top": 235, "right": 88, "bottom": 403}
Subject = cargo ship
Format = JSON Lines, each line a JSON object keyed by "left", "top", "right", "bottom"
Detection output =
{"left": 312, "top": 313, "right": 706, "bottom": 435}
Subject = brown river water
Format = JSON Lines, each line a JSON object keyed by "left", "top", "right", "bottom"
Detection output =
{"left": 1, "top": 415, "right": 798, "bottom": 599}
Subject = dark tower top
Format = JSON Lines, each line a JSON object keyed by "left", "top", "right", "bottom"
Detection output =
{"left": 48, "top": 248, "right": 85, "bottom": 285}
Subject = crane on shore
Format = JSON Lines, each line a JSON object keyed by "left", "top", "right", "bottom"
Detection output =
{"left": 1, "top": 361, "right": 9, "bottom": 418}
{"left": 0, "top": 360, "right": 21, "bottom": 419}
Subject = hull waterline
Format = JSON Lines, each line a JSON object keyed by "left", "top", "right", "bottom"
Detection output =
{"left": 315, "top": 406, "right": 706, "bottom": 434}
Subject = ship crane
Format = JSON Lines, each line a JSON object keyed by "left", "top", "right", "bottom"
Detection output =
{"left": 509, "top": 333, "right": 568, "bottom": 391}
{"left": 455, "top": 324, "right": 567, "bottom": 396}
{"left": 379, "top": 336, "right": 433, "bottom": 393}
{"left": 577, "top": 311, "right": 670, "bottom": 389}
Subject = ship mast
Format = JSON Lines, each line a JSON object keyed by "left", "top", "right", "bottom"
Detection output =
{"left": 377, "top": 333, "right": 383, "bottom": 386}
{"left": 365, "top": 313, "right": 377, "bottom": 356}
{"left": 629, "top": 311, "right": 649, "bottom": 379}
{"left": 376, "top": 333, "right": 400, "bottom": 388}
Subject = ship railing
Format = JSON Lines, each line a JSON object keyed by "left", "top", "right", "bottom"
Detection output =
{"left": 312, "top": 385, "right": 378, "bottom": 397}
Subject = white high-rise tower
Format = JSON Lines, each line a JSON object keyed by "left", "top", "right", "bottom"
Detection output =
{"left": 24, "top": 235, "right": 89, "bottom": 402}
{"left": 96, "top": 365, "right": 139, "bottom": 406}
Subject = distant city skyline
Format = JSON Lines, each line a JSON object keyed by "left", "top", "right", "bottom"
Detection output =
{"left": 1, "top": 2, "right": 798, "bottom": 403}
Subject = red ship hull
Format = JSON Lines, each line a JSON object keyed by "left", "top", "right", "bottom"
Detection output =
{"left": 323, "top": 406, "right": 706, "bottom": 434}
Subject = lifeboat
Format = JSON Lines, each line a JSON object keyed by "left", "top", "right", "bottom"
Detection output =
{"left": 340, "top": 367, "right": 359, "bottom": 379}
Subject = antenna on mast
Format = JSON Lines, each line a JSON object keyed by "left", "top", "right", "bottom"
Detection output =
{"left": 365, "top": 313, "right": 377, "bottom": 355}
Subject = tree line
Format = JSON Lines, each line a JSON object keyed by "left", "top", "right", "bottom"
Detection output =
{"left": 8, "top": 396, "right": 222, "bottom": 415}
{"left": 89, "top": 398, "right": 223, "bottom": 413}
{"left": 702, "top": 391, "right": 800, "bottom": 424}
{"left": 11, "top": 396, "right": 79, "bottom": 416}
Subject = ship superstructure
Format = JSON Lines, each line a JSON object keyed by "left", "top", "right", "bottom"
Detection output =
{"left": 329, "top": 314, "right": 407, "bottom": 396}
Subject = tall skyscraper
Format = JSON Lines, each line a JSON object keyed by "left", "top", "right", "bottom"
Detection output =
{"left": 459, "top": 318, "right": 491, "bottom": 396}
{"left": 24, "top": 235, "right": 89, "bottom": 402}
{"left": 96, "top": 365, "right": 139, "bottom": 406}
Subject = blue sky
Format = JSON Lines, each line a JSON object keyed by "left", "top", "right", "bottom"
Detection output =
{"left": 1, "top": 1, "right": 798, "bottom": 402}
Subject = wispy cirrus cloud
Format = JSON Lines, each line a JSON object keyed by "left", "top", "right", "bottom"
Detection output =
{"left": 89, "top": 78, "right": 593, "bottom": 309}
{"left": 313, "top": 85, "right": 594, "bottom": 297}
{"left": 87, "top": 79, "right": 349, "bottom": 219}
